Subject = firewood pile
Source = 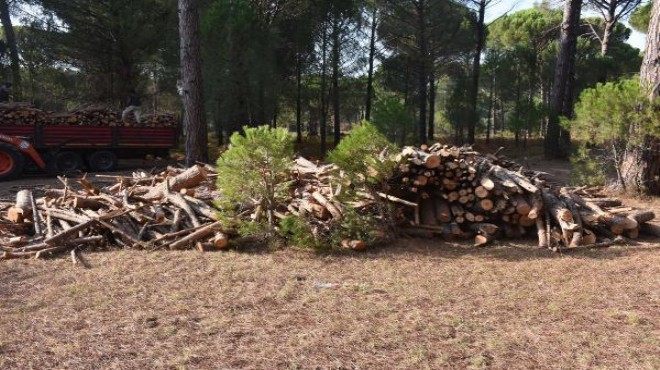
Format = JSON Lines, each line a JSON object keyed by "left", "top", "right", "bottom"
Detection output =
{"left": 1, "top": 143, "right": 658, "bottom": 261}
{"left": 390, "top": 143, "right": 658, "bottom": 250}
{"left": 281, "top": 157, "right": 388, "bottom": 250}
{"left": 0, "top": 102, "right": 48, "bottom": 125}
{"left": 0, "top": 165, "right": 227, "bottom": 260}
{"left": 125, "top": 112, "right": 178, "bottom": 128}
{"left": 50, "top": 106, "right": 119, "bottom": 126}
{"left": 0, "top": 102, "right": 177, "bottom": 128}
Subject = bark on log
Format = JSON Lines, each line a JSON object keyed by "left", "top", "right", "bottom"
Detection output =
{"left": 167, "top": 221, "right": 223, "bottom": 250}
{"left": 143, "top": 165, "right": 208, "bottom": 200}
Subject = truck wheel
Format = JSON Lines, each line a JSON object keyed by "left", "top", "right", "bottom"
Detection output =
{"left": 0, "top": 143, "right": 25, "bottom": 181}
{"left": 87, "top": 150, "right": 118, "bottom": 172}
{"left": 54, "top": 151, "right": 83, "bottom": 173}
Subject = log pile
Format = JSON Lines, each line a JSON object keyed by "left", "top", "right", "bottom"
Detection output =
{"left": 390, "top": 143, "right": 657, "bottom": 250}
{"left": 1, "top": 143, "right": 658, "bottom": 260}
{"left": 0, "top": 102, "right": 176, "bottom": 128}
{"left": 125, "top": 112, "right": 178, "bottom": 128}
{"left": 0, "top": 102, "right": 48, "bottom": 125}
{"left": 285, "top": 157, "right": 388, "bottom": 249}
{"left": 50, "top": 106, "right": 119, "bottom": 126}
{"left": 0, "top": 165, "right": 228, "bottom": 260}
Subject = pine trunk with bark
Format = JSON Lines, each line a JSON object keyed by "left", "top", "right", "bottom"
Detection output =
{"left": 416, "top": 2, "right": 428, "bottom": 144}
{"left": 487, "top": 74, "right": 494, "bottom": 144}
{"left": 628, "top": 0, "right": 660, "bottom": 194}
{"left": 467, "top": 0, "right": 486, "bottom": 145}
{"left": 320, "top": 25, "right": 328, "bottom": 156}
{"left": 545, "top": 0, "right": 582, "bottom": 160}
{"left": 428, "top": 71, "right": 436, "bottom": 140}
{"left": 365, "top": 7, "right": 378, "bottom": 122}
{"left": 332, "top": 12, "right": 341, "bottom": 146}
{"left": 296, "top": 53, "right": 303, "bottom": 143}
{"left": 641, "top": 0, "right": 660, "bottom": 99}
{"left": 178, "top": 0, "right": 208, "bottom": 166}
{"left": 0, "top": 0, "right": 21, "bottom": 99}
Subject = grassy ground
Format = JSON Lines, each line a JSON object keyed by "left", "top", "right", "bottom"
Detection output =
{"left": 1, "top": 239, "right": 659, "bottom": 369}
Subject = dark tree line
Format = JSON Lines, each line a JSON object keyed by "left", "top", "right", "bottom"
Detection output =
{"left": 0, "top": 0, "right": 654, "bottom": 164}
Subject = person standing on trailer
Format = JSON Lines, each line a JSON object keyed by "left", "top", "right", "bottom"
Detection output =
{"left": 122, "top": 88, "right": 142, "bottom": 124}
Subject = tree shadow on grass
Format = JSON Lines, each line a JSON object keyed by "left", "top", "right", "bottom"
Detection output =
{"left": 303, "top": 236, "right": 660, "bottom": 263}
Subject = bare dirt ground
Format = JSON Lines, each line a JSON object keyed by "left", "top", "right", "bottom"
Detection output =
{"left": 1, "top": 148, "right": 659, "bottom": 369}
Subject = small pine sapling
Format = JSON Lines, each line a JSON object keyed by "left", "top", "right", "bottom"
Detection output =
{"left": 215, "top": 126, "right": 294, "bottom": 231}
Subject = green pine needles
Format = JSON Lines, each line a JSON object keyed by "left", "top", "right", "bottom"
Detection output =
{"left": 215, "top": 123, "right": 395, "bottom": 250}
{"left": 216, "top": 126, "right": 294, "bottom": 228}
{"left": 328, "top": 121, "right": 396, "bottom": 188}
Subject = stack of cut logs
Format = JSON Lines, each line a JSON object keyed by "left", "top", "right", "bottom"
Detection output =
{"left": 0, "top": 102, "right": 176, "bottom": 128}
{"left": 50, "top": 106, "right": 120, "bottom": 126}
{"left": 390, "top": 143, "right": 658, "bottom": 250}
{"left": 0, "top": 102, "right": 48, "bottom": 125}
{"left": 0, "top": 164, "right": 228, "bottom": 260}
{"left": 2, "top": 144, "right": 659, "bottom": 260}
{"left": 125, "top": 113, "right": 178, "bottom": 128}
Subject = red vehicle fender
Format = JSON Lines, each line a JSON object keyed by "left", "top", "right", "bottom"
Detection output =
{"left": 0, "top": 133, "right": 47, "bottom": 170}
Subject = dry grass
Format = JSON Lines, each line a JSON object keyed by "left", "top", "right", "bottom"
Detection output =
{"left": 1, "top": 239, "right": 659, "bottom": 369}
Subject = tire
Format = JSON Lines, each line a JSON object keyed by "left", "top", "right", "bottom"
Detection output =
{"left": 0, "top": 142, "right": 25, "bottom": 181}
{"left": 53, "top": 151, "right": 83, "bottom": 173}
{"left": 87, "top": 150, "right": 118, "bottom": 172}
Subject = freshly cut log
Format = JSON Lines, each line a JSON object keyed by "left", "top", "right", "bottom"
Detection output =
{"left": 342, "top": 239, "right": 367, "bottom": 250}
{"left": 536, "top": 217, "right": 549, "bottom": 248}
{"left": 213, "top": 232, "right": 229, "bottom": 249}
{"left": 144, "top": 165, "right": 208, "bottom": 200}
{"left": 527, "top": 193, "right": 543, "bottom": 219}
{"left": 167, "top": 221, "right": 223, "bottom": 250}
{"left": 542, "top": 189, "right": 580, "bottom": 247}
{"left": 433, "top": 198, "right": 452, "bottom": 223}
{"left": 474, "top": 233, "right": 496, "bottom": 247}
{"left": 514, "top": 195, "right": 531, "bottom": 215}
{"left": 474, "top": 186, "right": 489, "bottom": 198}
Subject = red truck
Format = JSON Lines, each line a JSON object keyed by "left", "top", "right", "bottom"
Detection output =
{"left": 0, "top": 124, "right": 180, "bottom": 180}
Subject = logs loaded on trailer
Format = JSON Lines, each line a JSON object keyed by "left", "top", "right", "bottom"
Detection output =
{"left": 390, "top": 143, "right": 657, "bottom": 251}
{"left": 0, "top": 102, "right": 48, "bottom": 125}
{"left": 0, "top": 103, "right": 177, "bottom": 128}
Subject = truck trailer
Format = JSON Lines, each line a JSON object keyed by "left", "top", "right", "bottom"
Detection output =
{"left": 0, "top": 123, "right": 180, "bottom": 181}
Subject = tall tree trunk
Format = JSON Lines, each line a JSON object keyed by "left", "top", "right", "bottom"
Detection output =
{"left": 514, "top": 74, "right": 521, "bottom": 146}
{"left": 332, "top": 12, "right": 341, "bottom": 146}
{"left": 0, "top": 0, "right": 21, "bottom": 99}
{"left": 178, "top": 0, "right": 208, "bottom": 166}
{"left": 545, "top": 0, "right": 582, "bottom": 160}
{"left": 631, "top": 0, "right": 660, "bottom": 194}
{"left": 487, "top": 74, "right": 494, "bottom": 144}
{"left": 416, "top": 1, "right": 428, "bottom": 143}
{"left": 641, "top": 0, "right": 660, "bottom": 99}
{"left": 258, "top": 82, "right": 267, "bottom": 126}
{"left": 467, "top": 0, "right": 486, "bottom": 145}
{"left": 365, "top": 6, "right": 377, "bottom": 122}
{"left": 296, "top": 53, "right": 303, "bottom": 144}
{"left": 601, "top": 18, "right": 615, "bottom": 56}
{"left": 320, "top": 25, "right": 328, "bottom": 156}
{"left": 427, "top": 71, "right": 436, "bottom": 140}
